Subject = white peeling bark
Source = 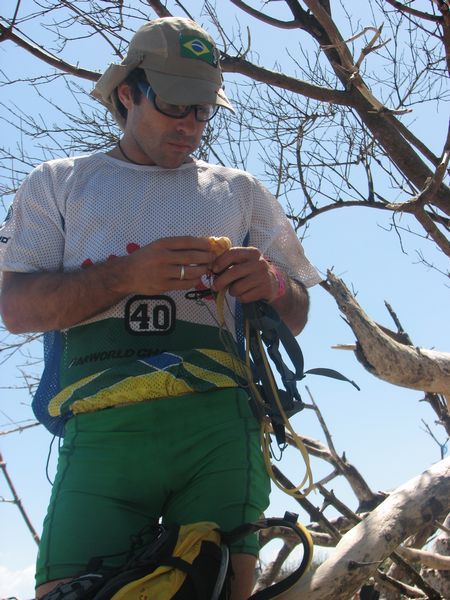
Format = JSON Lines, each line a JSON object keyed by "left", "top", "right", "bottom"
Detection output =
{"left": 277, "top": 458, "right": 450, "bottom": 600}
{"left": 324, "top": 272, "right": 450, "bottom": 401}
{"left": 397, "top": 544, "right": 450, "bottom": 569}
{"left": 422, "top": 514, "right": 450, "bottom": 598}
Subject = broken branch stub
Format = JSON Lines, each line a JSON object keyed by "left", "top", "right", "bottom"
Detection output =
{"left": 322, "top": 271, "right": 450, "bottom": 403}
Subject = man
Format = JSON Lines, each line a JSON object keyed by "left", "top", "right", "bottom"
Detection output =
{"left": 0, "top": 16, "right": 321, "bottom": 599}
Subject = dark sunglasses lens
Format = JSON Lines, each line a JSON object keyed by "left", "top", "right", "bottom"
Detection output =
{"left": 196, "top": 105, "right": 218, "bottom": 122}
{"left": 139, "top": 82, "right": 218, "bottom": 122}
{"left": 156, "top": 99, "right": 191, "bottom": 118}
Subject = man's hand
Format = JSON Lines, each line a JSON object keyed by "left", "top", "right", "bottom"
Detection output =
{"left": 120, "top": 236, "right": 215, "bottom": 296}
{"left": 211, "top": 246, "right": 309, "bottom": 336}
{"left": 211, "top": 246, "right": 279, "bottom": 304}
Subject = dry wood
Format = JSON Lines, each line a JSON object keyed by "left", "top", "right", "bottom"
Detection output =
{"left": 323, "top": 272, "right": 450, "bottom": 405}
{"left": 277, "top": 457, "right": 450, "bottom": 599}
{"left": 396, "top": 545, "right": 450, "bottom": 570}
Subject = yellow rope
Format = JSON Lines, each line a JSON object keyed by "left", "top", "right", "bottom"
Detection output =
{"left": 215, "top": 285, "right": 314, "bottom": 497}
{"left": 209, "top": 244, "right": 314, "bottom": 582}
{"left": 215, "top": 288, "right": 227, "bottom": 328}
{"left": 244, "top": 319, "right": 315, "bottom": 498}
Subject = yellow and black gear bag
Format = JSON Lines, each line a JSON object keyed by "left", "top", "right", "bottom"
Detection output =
{"left": 97, "top": 521, "right": 228, "bottom": 599}
{"left": 41, "top": 513, "right": 313, "bottom": 600}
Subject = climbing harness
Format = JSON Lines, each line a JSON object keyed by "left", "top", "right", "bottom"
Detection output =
{"left": 244, "top": 300, "right": 359, "bottom": 445}
{"left": 243, "top": 299, "right": 359, "bottom": 497}
{"left": 41, "top": 512, "right": 313, "bottom": 600}
{"left": 187, "top": 277, "right": 359, "bottom": 498}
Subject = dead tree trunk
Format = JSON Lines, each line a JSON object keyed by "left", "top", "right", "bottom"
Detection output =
{"left": 322, "top": 272, "right": 450, "bottom": 411}
{"left": 278, "top": 458, "right": 450, "bottom": 599}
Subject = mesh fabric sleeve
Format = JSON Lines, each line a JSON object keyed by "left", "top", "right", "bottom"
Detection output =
{"left": 0, "top": 161, "right": 66, "bottom": 275}
{"left": 247, "top": 176, "right": 322, "bottom": 287}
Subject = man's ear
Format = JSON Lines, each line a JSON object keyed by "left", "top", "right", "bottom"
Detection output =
{"left": 116, "top": 82, "right": 133, "bottom": 110}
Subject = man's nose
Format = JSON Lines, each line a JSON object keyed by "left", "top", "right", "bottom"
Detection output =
{"left": 174, "top": 109, "right": 200, "bottom": 133}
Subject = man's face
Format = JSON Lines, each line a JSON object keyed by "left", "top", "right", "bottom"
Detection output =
{"left": 118, "top": 82, "right": 207, "bottom": 169}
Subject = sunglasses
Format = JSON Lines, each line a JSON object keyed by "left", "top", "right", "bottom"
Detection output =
{"left": 137, "top": 81, "right": 219, "bottom": 122}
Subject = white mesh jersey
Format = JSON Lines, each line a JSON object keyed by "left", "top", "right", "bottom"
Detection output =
{"left": 0, "top": 153, "right": 321, "bottom": 434}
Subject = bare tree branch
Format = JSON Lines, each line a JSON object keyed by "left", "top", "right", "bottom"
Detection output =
{"left": 282, "top": 458, "right": 450, "bottom": 599}
{"left": 0, "top": 22, "right": 100, "bottom": 81}
{"left": 0, "top": 451, "right": 40, "bottom": 545}
{"left": 322, "top": 272, "right": 450, "bottom": 403}
{"left": 384, "top": 0, "right": 442, "bottom": 23}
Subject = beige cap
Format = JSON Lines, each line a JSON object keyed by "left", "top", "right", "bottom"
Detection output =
{"left": 91, "top": 16, "right": 234, "bottom": 130}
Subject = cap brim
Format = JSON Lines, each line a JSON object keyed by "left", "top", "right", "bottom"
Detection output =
{"left": 91, "top": 59, "right": 138, "bottom": 103}
{"left": 91, "top": 57, "right": 235, "bottom": 131}
{"left": 91, "top": 59, "right": 141, "bottom": 130}
{"left": 144, "top": 69, "right": 234, "bottom": 112}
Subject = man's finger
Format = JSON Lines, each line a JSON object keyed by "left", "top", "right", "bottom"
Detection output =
{"left": 156, "top": 236, "right": 214, "bottom": 251}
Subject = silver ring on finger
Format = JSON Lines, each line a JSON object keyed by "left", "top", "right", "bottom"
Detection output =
{"left": 180, "top": 265, "right": 185, "bottom": 281}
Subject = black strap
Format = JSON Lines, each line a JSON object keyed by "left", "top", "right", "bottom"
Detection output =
{"left": 91, "top": 526, "right": 181, "bottom": 599}
{"left": 223, "top": 512, "right": 312, "bottom": 600}
{"left": 40, "top": 575, "right": 104, "bottom": 600}
{"left": 244, "top": 301, "right": 359, "bottom": 446}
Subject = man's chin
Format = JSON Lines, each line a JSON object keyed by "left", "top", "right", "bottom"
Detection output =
{"left": 158, "top": 155, "right": 192, "bottom": 169}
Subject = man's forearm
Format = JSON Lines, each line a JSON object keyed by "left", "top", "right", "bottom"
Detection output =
{"left": 0, "top": 258, "right": 130, "bottom": 334}
{"left": 0, "top": 236, "right": 216, "bottom": 334}
{"left": 271, "top": 277, "right": 309, "bottom": 336}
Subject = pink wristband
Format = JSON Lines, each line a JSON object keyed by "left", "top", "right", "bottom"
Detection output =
{"left": 268, "top": 262, "right": 286, "bottom": 301}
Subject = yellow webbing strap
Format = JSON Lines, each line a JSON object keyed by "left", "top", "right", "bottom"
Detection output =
{"left": 215, "top": 289, "right": 314, "bottom": 497}
{"left": 244, "top": 319, "right": 314, "bottom": 498}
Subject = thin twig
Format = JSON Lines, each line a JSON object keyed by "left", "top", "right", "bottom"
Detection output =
{"left": 0, "top": 451, "right": 40, "bottom": 545}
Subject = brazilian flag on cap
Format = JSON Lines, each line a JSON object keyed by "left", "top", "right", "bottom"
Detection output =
{"left": 180, "top": 34, "right": 219, "bottom": 67}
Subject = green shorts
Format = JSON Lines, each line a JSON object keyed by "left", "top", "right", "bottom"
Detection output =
{"left": 36, "top": 388, "right": 270, "bottom": 586}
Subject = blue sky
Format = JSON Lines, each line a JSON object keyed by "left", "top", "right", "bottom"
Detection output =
{"left": 1, "top": 2, "right": 449, "bottom": 597}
